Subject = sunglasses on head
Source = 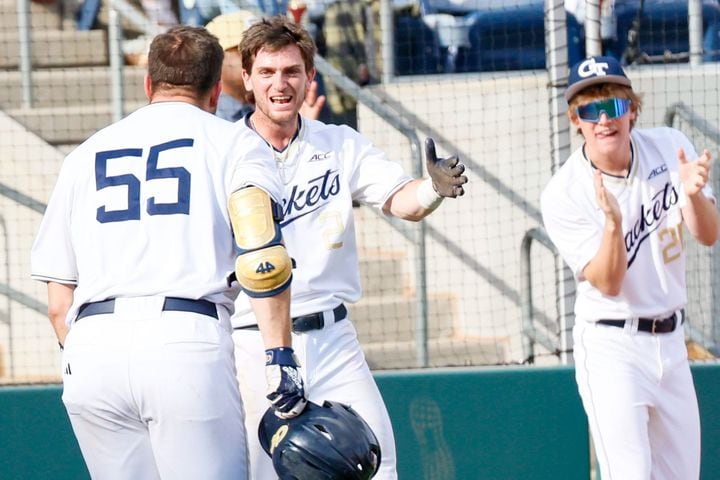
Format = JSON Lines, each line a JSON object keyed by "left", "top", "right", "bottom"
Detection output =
{"left": 576, "top": 97, "right": 632, "bottom": 123}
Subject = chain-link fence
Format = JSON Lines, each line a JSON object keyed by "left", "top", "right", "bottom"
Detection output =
{"left": 1, "top": 0, "right": 719, "bottom": 383}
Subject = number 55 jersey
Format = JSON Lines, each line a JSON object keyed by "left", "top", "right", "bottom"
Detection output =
{"left": 31, "top": 102, "right": 282, "bottom": 326}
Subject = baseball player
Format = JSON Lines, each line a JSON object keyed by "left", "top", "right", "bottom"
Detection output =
{"left": 231, "top": 16, "right": 468, "bottom": 480}
{"left": 205, "top": 11, "right": 326, "bottom": 123}
{"left": 541, "top": 56, "right": 719, "bottom": 480}
{"left": 30, "top": 26, "right": 305, "bottom": 479}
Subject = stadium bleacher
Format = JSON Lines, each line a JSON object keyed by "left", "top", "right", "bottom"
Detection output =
{"left": 393, "top": 0, "right": 720, "bottom": 75}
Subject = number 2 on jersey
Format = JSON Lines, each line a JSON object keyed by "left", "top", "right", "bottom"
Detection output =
{"left": 659, "top": 224, "right": 684, "bottom": 264}
{"left": 95, "top": 139, "right": 193, "bottom": 223}
{"left": 320, "top": 211, "right": 344, "bottom": 250}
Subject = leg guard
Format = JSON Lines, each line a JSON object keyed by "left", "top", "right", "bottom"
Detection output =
{"left": 228, "top": 186, "right": 292, "bottom": 298}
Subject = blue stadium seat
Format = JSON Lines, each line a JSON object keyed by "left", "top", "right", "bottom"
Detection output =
{"left": 460, "top": 2, "right": 546, "bottom": 72}
{"left": 394, "top": 12, "right": 443, "bottom": 75}
{"left": 393, "top": 0, "right": 720, "bottom": 76}
{"left": 574, "top": 0, "right": 720, "bottom": 64}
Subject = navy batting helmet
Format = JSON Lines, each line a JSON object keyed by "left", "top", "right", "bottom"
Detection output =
{"left": 258, "top": 400, "right": 382, "bottom": 480}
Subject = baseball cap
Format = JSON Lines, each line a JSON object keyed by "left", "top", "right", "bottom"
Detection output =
{"left": 205, "top": 11, "right": 258, "bottom": 51}
{"left": 564, "top": 56, "right": 632, "bottom": 102}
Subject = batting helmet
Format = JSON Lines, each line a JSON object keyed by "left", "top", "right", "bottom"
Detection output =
{"left": 258, "top": 400, "right": 382, "bottom": 480}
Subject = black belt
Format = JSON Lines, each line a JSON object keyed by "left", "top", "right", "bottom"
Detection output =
{"left": 235, "top": 304, "right": 347, "bottom": 333}
{"left": 76, "top": 297, "right": 218, "bottom": 321}
{"left": 597, "top": 309, "right": 684, "bottom": 334}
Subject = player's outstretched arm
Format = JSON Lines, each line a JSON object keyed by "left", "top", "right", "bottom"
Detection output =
{"left": 383, "top": 137, "right": 468, "bottom": 221}
{"left": 229, "top": 186, "right": 307, "bottom": 418}
{"left": 678, "top": 148, "right": 720, "bottom": 246}
{"left": 251, "top": 290, "right": 308, "bottom": 419}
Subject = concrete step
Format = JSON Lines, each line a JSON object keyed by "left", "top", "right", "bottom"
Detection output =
{"left": 5, "top": 100, "right": 146, "bottom": 145}
{"left": 0, "top": 0, "right": 63, "bottom": 31}
{"left": 349, "top": 294, "right": 457, "bottom": 343}
{"left": 0, "top": 28, "right": 107, "bottom": 68}
{"left": 359, "top": 253, "right": 407, "bottom": 297}
{"left": 362, "top": 336, "right": 508, "bottom": 370}
{"left": 0, "top": 66, "right": 146, "bottom": 109}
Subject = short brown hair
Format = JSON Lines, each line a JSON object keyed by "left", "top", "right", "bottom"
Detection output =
{"left": 568, "top": 83, "right": 643, "bottom": 130}
{"left": 239, "top": 15, "right": 316, "bottom": 74}
{"left": 147, "top": 26, "right": 224, "bottom": 95}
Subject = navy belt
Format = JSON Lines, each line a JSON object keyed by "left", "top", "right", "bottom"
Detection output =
{"left": 597, "top": 309, "right": 684, "bottom": 334}
{"left": 235, "top": 304, "right": 347, "bottom": 333}
{"left": 76, "top": 297, "right": 218, "bottom": 321}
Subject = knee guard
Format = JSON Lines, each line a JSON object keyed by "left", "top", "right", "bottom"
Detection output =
{"left": 228, "top": 186, "right": 292, "bottom": 298}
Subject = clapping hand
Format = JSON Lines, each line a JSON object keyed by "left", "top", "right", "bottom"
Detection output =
{"left": 678, "top": 148, "right": 712, "bottom": 197}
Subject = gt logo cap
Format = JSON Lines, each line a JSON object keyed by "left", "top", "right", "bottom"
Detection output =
{"left": 565, "top": 56, "right": 632, "bottom": 102}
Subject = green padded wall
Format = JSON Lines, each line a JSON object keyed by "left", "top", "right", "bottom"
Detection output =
{"left": 0, "top": 385, "right": 89, "bottom": 479}
{"left": 375, "top": 365, "right": 589, "bottom": 479}
{"left": 1, "top": 364, "right": 718, "bottom": 480}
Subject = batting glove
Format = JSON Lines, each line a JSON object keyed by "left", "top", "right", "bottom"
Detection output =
{"left": 425, "top": 137, "right": 468, "bottom": 198}
{"left": 265, "top": 347, "right": 308, "bottom": 419}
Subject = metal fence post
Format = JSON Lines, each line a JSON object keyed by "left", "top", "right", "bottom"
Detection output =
{"left": 16, "top": 0, "right": 33, "bottom": 108}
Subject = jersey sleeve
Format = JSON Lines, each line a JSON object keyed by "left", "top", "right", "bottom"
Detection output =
{"left": 345, "top": 128, "right": 412, "bottom": 209}
{"left": 228, "top": 129, "right": 284, "bottom": 203}
{"left": 30, "top": 157, "right": 78, "bottom": 284}
{"left": 541, "top": 176, "right": 601, "bottom": 280}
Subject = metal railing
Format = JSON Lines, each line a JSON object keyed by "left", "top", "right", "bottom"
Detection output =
{"left": 664, "top": 101, "right": 720, "bottom": 145}
{"left": 520, "top": 227, "right": 573, "bottom": 364}
{"left": 312, "top": 55, "right": 431, "bottom": 367}
{"left": 665, "top": 101, "right": 720, "bottom": 355}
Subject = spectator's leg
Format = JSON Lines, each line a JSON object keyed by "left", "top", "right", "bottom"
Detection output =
{"left": 322, "top": 0, "right": 368, "bottom": 128}
{"left": 703, "top": 16, "right": 720, "bottom": 62}
{"left": 76, "top": 0, "right": 102, "bottom": 30}
{"left": 177, "top": 0, "right": 207, "bottom": 25}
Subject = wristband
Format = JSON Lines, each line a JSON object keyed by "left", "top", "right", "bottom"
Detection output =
{"left": 416, "top": 178, "right": 444, "bottom": 211}
{"left": 265, "top": 347, "right": 299, "bottom": 366}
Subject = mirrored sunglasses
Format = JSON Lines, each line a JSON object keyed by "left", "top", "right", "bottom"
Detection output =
{"left": 576, "top": 98, "right": 632, "bottom": 123}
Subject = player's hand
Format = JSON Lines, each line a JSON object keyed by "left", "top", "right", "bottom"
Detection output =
{"left": 265, "top": 347, "right": 307, "bottom": 419}
{"left": 425, "top": 138, "right": 468, "bottom": 198}
{"left": 678, "top": 148, "right": 712, "bottom": 197}
{"left": 299, "top": 80, "right": 326, "bottom": 120}
{"left": 593, "top": 170, "right": 621, "bottom": 225}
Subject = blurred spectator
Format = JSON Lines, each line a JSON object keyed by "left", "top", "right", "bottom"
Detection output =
{"left": 565, "top": 0, "right": 620, "bottom": 59}
{"left": 75, "top": 0, "right": 178, "bottom": 31}
{"left": 177, "top": 0, "right": 206, "bottom": 25}
{"left": 205, "top": 11, "right": 258, "bottom": 121}
{"left": 195, "top": 0, "right": 288, "bottom": 25}
{"left": 311, "top": 0, "right": 374, "bottom": 128}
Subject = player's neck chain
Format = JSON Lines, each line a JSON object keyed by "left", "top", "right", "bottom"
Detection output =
{"left": 585, "top": 142, "right": 634, "bottom": 180}
{"left": 248, "top": 114, "right": 302, "bottom": 156}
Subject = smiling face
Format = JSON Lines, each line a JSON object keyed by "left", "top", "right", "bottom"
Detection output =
{"left": 568, "top": 84, "right": 642, "bottom": 169}
{"left": 242, "top": 44, "right": 314, "bottom": 129}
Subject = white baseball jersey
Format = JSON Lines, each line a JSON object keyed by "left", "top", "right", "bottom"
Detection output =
{"left": 232, "top": 115, "right": 409, "bottom": 480}
{"left": 30, "top": 101, "right": 283, "bottom": 480}
{"left": 542, "top": 126, "right": 707, "bottom": 479}
{"left": 31, "top": 102, "right": 283, "bottom": 326}
{"left": 232, "top": 116, "right": 412, "bottom": 326}
{"left": 541, "top": 126, "right": 714, "bottom": 320}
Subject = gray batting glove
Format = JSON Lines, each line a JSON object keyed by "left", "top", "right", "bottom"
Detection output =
{"left": 265, "top": 347, "right": 308, "bottom": 419}
{"left": 425, "top": 137, "right": 468, "bottom": 198}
